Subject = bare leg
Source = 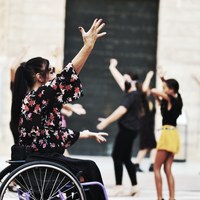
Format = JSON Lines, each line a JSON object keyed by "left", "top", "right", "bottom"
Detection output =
{"left": 154, "top": 150, "right": 168, "bottom": 200}
{"left": 149, "top": 148, "right": 156, "bottom": 163}
{"left": 135, "top": 149, "right": 148, "bottom": 163}
{"left": 164, "top": 153, "right": 175, "bottom": 200}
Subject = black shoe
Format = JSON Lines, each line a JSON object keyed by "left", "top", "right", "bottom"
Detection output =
{"left": 134, "top": 163, "right": 143, "bottom": 172}
{"left": 149, "top": 164, "right": 154, "bottom": 172}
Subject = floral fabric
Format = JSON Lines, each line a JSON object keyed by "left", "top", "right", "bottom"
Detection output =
{"left": 19, "top": 63, "right": 83, "bottom": 152}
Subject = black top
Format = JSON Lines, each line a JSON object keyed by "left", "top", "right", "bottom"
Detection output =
{"left": 118, "top": 91, "right": 141, "bottom": 131}
{"left": 161, "top": 94, "right": 183, "bottom": 126}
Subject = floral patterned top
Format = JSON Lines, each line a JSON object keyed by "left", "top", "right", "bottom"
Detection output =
{"left": 18, "top": 63, "right": 83, "bottom": 152}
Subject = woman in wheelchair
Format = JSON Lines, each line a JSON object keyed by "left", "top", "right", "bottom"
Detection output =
{"left": 9, "top": 19, "right": 107, "bottom": 200}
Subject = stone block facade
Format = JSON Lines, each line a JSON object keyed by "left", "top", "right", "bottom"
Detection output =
{"left": 0, "top": 0, "right": 200, "bottom": 159}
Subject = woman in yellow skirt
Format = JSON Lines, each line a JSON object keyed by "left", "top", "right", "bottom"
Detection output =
{"left": 151, "top": 78, "right": 183, "bottom": 200}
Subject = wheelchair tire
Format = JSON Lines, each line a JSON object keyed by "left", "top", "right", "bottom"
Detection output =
{"left": 0, "top": 165, "right": 17, "bottom": 185}
{"left": 0, "top": 160, "right": 86, "bottom": 200}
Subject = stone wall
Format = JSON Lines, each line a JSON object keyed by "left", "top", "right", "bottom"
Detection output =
{"left": 0, "top": 0, "right": 66, "bottom": 153}
{"left": 156, "top": 0, "right": 200, "bottom": 160}
{"left": 0, "top": 0, "right": 200, "bottom": 159}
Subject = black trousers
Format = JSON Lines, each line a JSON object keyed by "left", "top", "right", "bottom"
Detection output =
{"left": 112, "top": 125, "right": 138, "bottom": 185}
{"left": 27, "top": 152, "right": 105, "bottom": 200}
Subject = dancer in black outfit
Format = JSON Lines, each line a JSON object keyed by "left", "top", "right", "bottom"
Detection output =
{"left": 97, "top": 58, "right": 141, "bottom": 196}
{"left": 134, "top": 71, "right": 157, "bottom": 172}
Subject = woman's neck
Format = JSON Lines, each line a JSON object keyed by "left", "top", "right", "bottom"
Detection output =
{"left": 32, "top": 82, "right": 42, "bottom": 91}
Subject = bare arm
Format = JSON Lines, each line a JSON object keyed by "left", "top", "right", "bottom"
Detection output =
{"left": 109, "top": 58, "right": 125, "bottom": 91}
{"left": 157, "top": 66, "right": 166, "bottom": 82}
{"left": 72, "top": 19, "right": 106, "bottom": 74}
{"left": 79, "top": 130, "right": 108, "bottom": 143}
{"left": 96, "top": 106, "right": 127, "bottom": 130}
{"left": 142, "top": 70, "right": 154, "bottom": 92}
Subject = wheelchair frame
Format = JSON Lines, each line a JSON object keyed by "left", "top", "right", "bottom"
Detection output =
{"left": 0, "top": 160, "right": 108, "bottom": 200}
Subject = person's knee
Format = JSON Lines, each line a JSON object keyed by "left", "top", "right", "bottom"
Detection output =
{"left": 164, "top": 165, "right": 171, "bottom": 176}
{"left": 154, "top": 163, "right": 161, "bottom": 173}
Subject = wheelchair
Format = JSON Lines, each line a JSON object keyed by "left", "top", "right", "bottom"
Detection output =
{"left": 0, "top": 159, "right": 108, "bottom": 200}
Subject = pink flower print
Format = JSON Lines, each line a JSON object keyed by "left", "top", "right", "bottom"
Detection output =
{"left": 43, "top": 143, "right": 47, "bottom": 148}
{"left": 71, "top": 74, "right": 78, "bottom": 80}
{"left": 34, "top": 104, "right": 40, "bottom": 113}
{"left": 49, "top": 113, "right": 55, "bottom": 121}
{"left": 29, "top": 100, "right": 35, "bottom": 107}
{"left": 67, "top": 97, "right": 72, "bottom": 102}
{"left": 50, "top": 143, "right": 56, "bottom": 148}
{"left": 41, "top": 130, "right": 45, "bottom": 135}
{"left": 19, "top": 118, "right": 23, "bottom": 125}
{"left": 58, "top": 95, "right": 63, "bottom": 102}
{"left": 42, "top": 100, "right": 47, "bottom": 105}
{"left": 35, "top": 130, "right": 40, "bottom": 136}
{"left": 74, "top": 87, "right": 80, "bottom": 93}
{"left": 22, "top": 132, "right": 27, "bottom": 137}
{"left": 53, "top": 108, "right": 58, "bottom": 114}
{"left": 53, "top": 84, "right": 58, "bottom": 90}
{"left": 24, "top": 105, "right": 29, "bottom": 112}
{"left": 27, "top": 113, "right": 32, "bottom": 120}
{"left": 59, "top": 84, "right": 64, "bottom": 90}
{"left": 31, "top": 144, "right": 37, "bottom": 150}
{"left": 66, "top": 84, "right": 72, "bottom": 91}
{"left": 47, "top": 120, "right": 51, "bottom": 126}
{"left": 73, "top": 93, "right": 80, "bottom": 99}
{"left": 39, "top": 139, "right": 44, "bottom": 145}
{"left": 54, "top": 132, "right": 60, "bottom": 140}
{"left": 38, "top": 90, "right": 44, "bottom": 98}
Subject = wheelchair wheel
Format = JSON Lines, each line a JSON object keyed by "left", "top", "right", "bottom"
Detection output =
{"left": 0, "top": 164, "right": 19, "bottom": 186}
{"left": 0, "top": 161, "right": 86, "bottom": 200}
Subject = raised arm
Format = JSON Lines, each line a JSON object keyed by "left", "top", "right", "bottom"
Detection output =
{"left": 109, "top": 58, "right": 125, "bottom": 91}
{"left": 157, "top": 66, "right": 166, "bottom": 82}
{"left": 96, "top": 106, "right": 127, "bottom": 130}
{"left": 72, "top": 18, "right": 106, "bottom": 74}
{"left": 142, "top": 70, "right": 154, "bottom": 92}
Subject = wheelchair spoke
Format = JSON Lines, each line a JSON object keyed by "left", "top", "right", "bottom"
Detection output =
{"left": 0, "top": 161, "right": 86, "bottom": 200}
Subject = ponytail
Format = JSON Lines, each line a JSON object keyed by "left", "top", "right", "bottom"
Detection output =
{"left": 10, "top": 63, "right": 28, "bottom": 144}
{"left": 177, "top": 92, "right": 183, "bottom": 115}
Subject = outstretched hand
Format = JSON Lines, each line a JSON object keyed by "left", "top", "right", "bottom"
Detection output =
{"left": 79, "top": 18, "right": 106, "bottom": 49}
{"left": 95, "top": 132, "right": 108, "bottom": 143}
{"left": 80, "top": 130, "right": 108, "bottom": 143}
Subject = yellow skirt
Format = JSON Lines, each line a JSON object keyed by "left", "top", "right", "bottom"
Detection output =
{"left": 157, "top": 125, "right": 180, "bottom": 154}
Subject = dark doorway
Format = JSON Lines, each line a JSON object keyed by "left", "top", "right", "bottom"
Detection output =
{"left": 64, "top": 0, "right": 159, "bottom": 156}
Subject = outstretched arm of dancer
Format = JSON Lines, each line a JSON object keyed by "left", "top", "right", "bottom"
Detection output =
{"left": 142, "top": 70, "right": 154, "bottom": 92}
{"left": 62, "top": 103, "right": 86, "bottom": 117}
{"left": 96, "top": 106, "right": 127, "bottom": 130}
{"left": 79, "top": 130, "right": 108, "bottom": 143}
{"left": 72, "top": 18, "right": 106, "bottom": 74}
{"left": 109, "top": 58, "right": 126, "bottom": 91}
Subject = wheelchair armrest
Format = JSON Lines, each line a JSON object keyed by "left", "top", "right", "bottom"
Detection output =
{"left": 6, "top": 160, "right": 26, "bottom": 164}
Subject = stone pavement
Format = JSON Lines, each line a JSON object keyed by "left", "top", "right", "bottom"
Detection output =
{"left": 0, "top": 153, "right": 200, "bottom": 200}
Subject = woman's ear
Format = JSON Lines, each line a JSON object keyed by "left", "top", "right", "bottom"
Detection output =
{"left": 35, "top": 73, "right": 45, "bottom": 83}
